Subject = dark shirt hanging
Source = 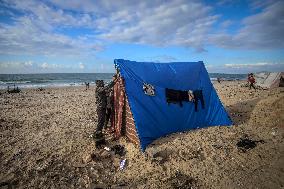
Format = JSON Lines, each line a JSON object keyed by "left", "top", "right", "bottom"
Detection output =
{"left": 165, "top": 88, "right": 205, "bottom": 111}
{"left": 165, "top": 88, "right": 189, "bottom": 107}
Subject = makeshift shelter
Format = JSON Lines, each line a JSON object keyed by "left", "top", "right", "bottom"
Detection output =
{"left": 255, "top": 72, "right": 284, "bottom": 89}
{"left": 113, "top": 59, "right": 232, "bottom": 151}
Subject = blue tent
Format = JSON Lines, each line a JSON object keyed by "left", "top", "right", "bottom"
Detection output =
{"left": 114, "top": 59, "right": 232, "bottom": 151}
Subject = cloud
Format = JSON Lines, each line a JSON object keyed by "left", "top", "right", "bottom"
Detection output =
{"left": 96, "top": 1, "right": 218, "bottom": 50}
{"left": 40, "top": 62, "right": 61, "bottom": 69}
{"left": 50, "top": 0, "right": 284, "bottom": 50}
{"left": 140, "top": 55, "right": 177, "bottom": 62}
{"left": 206, "top": 62, "right": 284, "bottom": 73}
{"left": 209, "top": 1, "right": 284, "bottom": 49}
{"left": 0, "top": 0, "right": 219, "bottom": 53}
{"left": 24, "top": 61, "right": 33, "bottom": 67}
{"left": 0, "top": 0, "right": 101, "bottom": 56}
{"left": 79, "top": 62, "right": 85, "bottom": 69}
{"left": 0, "top": 17, "right": 99, "bottom": 56}
{"left": 223, "top": 62, "right": 284, "bottom": 74}
{"left": 0, "top": 61, "right": 37, "bottom": 73}
{"left": 40, "top": 62, "right": 48, "bottom": 69}
{"left": 250, "top": 0, "right": 276, "bottom": 9}
{"left": 100, "top": 64, "right": 104, "bottom": 70}
{"left": 2, "top": 0, "right": 94, "bottom": 29}
{"left": 0, "top": 0, "right": 283, "bottom": 58}
{"left": 0, "top": 61, "right": 33, "bottom": 69}
{"left": 220, "top": 20, "right": 233, "bottom": 28}
{"left": 224, "top": 62, "right": 284, "bottom": 68}
{"left": 0, "top": 61, "right": 89, "bottom": 73}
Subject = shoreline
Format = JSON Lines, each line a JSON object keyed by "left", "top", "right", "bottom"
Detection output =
{"left": 0, "top": 73, "right": 247, "bottom": 90}
{"left": 0, "top": 80, "right": 247, "bottom": 91}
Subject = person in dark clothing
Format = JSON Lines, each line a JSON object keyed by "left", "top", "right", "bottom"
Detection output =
{"left": 105, "top": 75, "right": 117, "bottom": 130}
{"left": 247, "top": 73, "right": 256, "bottom": 90}
{"left": 217, "top": 77, "right": 221, "bottom": 83}
{"left": 85, "top": 82, "right": 90, "bottom": 90}
{"left": 94, "top": 78, "right": 117, "bottom": 138}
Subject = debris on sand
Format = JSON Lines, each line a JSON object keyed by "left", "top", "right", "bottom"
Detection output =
{"left": 236, "top": 137, "right": 265, "bottom": 152}
{"left": 167, "top": 171, "right": 198, "bottom": 189}
{"left": 152, "top": 149, "right": 171, "bottom": 164}
{"left": 95, "top": 138, "right": 107, "bottom": 149}
{"left": 119, "top": 159, "right": 127, "bottom": 170}
{"left": 111, "top": 145, "right": 126, "bottom": 157}
{"left": 37, "top": 87, "right": 45, "bottom": 91}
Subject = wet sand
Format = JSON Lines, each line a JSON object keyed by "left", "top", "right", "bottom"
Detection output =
{"left": 0, "top": 81, "right": 283, "bottom": 188}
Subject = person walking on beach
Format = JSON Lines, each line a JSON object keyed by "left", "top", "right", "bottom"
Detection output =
{"left": 247, "top": 73, "right": 256, "bottom": 90}
{"left": 217, "top": 77, "right": 221, "bottom": 83}
{"left": 94, "top": 77, "right": 117, "bottom": 138}
{"left": 85, "top": 82, "right": 90, "bottom": 90}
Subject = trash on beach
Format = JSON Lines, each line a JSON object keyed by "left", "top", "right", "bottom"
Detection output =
{"left": 119, "top": 159, "right": 126, "bottom": 170}
{"left": 104, "top": 147, "right": 111, "bottom": 151}
{"left": 167, "top": 171, "right": 197, "bottom": 189}
{"left": 111, "top": 145, "right": 126, "bottom": 156}
{"left": 37, "top": 87, "right": 45, "bottom": 91}
{"left": 271, "top": 131, "right": 276, "bottom": 136}
{"left": 236, "top": 137, "right": 265, "bottom": 152}
{"left": 95, "top": 138, "right": 107, "bottom": 149}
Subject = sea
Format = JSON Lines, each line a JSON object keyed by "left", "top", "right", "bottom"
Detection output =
{"left": 0, "top": 73, "right": 247, "bottom": 89}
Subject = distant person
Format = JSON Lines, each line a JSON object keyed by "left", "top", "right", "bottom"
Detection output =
{"left": 217, "top": 77, "right": 221, "bottom": 83}
{"left": 94, "top": 77, "right": 117, "bottom": 139}
{"left": 279, "top": 76, "right": 284, "bottom": 87}
{"left": 247, "top": 73, "right": 256, "bottom": 90}
{"left": 85, "top": 82, "right": 90, "bottom": 90}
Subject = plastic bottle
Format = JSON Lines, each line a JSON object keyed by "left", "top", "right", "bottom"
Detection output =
{"left": 119, "top": 159, "right": 126, "bottom": 170}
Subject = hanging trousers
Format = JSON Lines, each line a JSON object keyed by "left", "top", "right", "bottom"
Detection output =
{"left": 193, "top": 90, "right": 205, "bottom": 112}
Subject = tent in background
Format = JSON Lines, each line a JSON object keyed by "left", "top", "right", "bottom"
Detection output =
{"left": 255, "top": 72, "right": 284, "bottom": 89}
{"left": 113, "top": 59, "right": 232, "bottom": 151}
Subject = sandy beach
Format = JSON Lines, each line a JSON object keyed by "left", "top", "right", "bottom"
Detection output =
{"left": 0, "top": 81, "right": 283, "bottom": 189}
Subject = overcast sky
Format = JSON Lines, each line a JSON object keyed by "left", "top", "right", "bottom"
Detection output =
{"left": 0, "top": 0, "right": 284, "bottom": 74}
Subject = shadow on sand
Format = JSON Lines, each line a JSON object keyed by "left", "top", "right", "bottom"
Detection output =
{"left": 226, "top": 98, "right": 260, "bottom": 125}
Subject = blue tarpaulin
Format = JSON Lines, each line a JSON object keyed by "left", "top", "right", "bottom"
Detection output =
{"left": 114, "top": 59, "right": 232, "bottom": 151}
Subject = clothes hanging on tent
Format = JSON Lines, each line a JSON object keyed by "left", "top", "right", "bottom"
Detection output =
{"left": 113, "top": 77, "right": 125, "bottom": 139}
{"left": 193, "top": 90, "right": 205, "bottom": 111}
{"left": 165, "top": 88, "right": 189, "bottom": 107}
{"left": 165, "top": 88, "right": 205, "bottom": 111}
{"left": 188, "top": 90, "right": 194, "bottom": 101}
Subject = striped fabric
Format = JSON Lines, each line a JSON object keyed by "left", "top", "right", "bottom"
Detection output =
{"left": 124, "top": 99, "right": 140, "bottom": 146}
{"left": 113, "top": 77, "right": 125, "bottom": 139}
{"left": 113, "top": 77, "right": 140, "bottom": 146}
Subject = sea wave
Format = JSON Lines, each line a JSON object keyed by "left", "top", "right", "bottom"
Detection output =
{"left": 0, "top": 73, "right": 246, "bottom": 90}
{"left": 0, "top": 82, "right": 86, "bottom": 90}
{"left": 0, "top": 80, "right": 32, "bottom": 84}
